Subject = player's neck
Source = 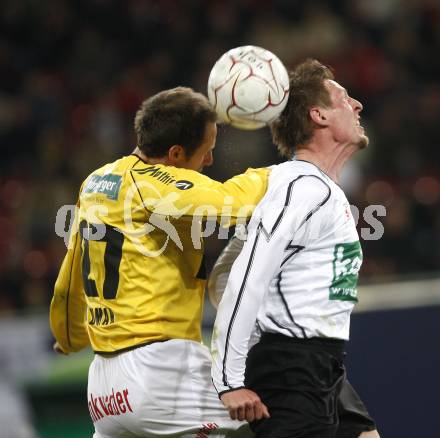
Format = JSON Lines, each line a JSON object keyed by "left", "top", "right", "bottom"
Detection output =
{"left": 132, "top": 147, "right": 169, "bottom": 166}
{"left": 295, "top": 143, "right": 358, "bottom": 183}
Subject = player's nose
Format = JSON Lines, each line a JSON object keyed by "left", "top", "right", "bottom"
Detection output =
{"left": 351, "top": 97, "right": 363, "bottom": 112}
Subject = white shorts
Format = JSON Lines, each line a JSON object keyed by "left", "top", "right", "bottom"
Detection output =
{"left": 87, "top": 339, "right": 252, "bottom": 437}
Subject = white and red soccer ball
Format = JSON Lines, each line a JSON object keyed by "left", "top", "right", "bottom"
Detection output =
{"left": 208, "top": 45, "right": 290, "bottom": 130}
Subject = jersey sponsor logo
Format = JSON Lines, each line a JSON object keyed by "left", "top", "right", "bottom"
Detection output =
{"left": 88, "top": 306, "right": 115, "bottom": 325}
{"left": 133, "top": 165, "right": 177, "bottom": 185}
{"left": 175, "top": 180, "right": 194, "bottom": 190}
{"left": 88, "top": 388, "right": 133, "bottom": 423}
{"left": 329, "top": 241, "right": 362, "bottom": 302}
{"left": 83, "top": 174, "right": 122, "bottom": 200}
{"left": 196, "top": 423, "right": 219, "bottom": 437}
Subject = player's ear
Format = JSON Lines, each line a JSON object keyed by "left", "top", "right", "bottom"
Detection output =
{"left": 168, "top": 145, "right": 186, "bottom": 165}
{"left": 310, "top": 107, "right": 329, "bottom": 127}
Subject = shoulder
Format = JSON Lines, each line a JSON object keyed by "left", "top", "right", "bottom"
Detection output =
{"left": 81, "top": 156, "right": 137, "bottom": 185}
{"left": 290, "top": 174, "right": 331, "bottom": 202}
{"left": 130, "top": 162, "right": 215, "bottom": 193}
{"left": 265, "top": 163, "right": 331, "bottom": 207}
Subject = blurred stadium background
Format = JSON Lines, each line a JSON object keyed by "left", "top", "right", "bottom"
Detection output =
{"left": 0, "top": 0, "right": 439, "bottom": 437}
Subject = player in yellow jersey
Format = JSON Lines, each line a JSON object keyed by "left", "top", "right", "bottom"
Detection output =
{"left": 50, "top": 87, "right": 269, "bottom": 437}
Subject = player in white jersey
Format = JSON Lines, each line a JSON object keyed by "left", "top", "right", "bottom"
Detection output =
{"left": 211, "top": 60, "right": 380, "bottom": 437}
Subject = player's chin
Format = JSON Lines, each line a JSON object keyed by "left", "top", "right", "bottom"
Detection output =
{"left": 357, "top": 133, "right": 369, "bottom": 149}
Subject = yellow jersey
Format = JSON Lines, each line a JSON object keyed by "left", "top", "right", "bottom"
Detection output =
{"left": 50, "top": 154, "right": 270, "bottom": 353}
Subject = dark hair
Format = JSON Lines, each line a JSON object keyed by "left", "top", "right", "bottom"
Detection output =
{"left": 271, "top": 59, "right": 334, "bottom": 158}
{"left": 134, "top": 87, "right": 217, "bottom": 158}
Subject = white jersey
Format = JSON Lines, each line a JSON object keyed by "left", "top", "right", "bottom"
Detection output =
{"left": 211, "top": 160, "right": 362, "bottom": 394}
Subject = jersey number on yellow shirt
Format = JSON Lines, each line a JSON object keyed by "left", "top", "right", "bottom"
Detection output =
{"left": 79, "top": 221, "right": 123, "bottom": 299}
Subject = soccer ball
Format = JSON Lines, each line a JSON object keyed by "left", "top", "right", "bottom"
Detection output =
{"left": 207, "top": 45, "right": 290, "bottom": 130}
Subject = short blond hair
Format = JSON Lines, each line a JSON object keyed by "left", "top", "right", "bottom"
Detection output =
{"left": 271, "top": 59, "right": 334, "bottom": 158}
